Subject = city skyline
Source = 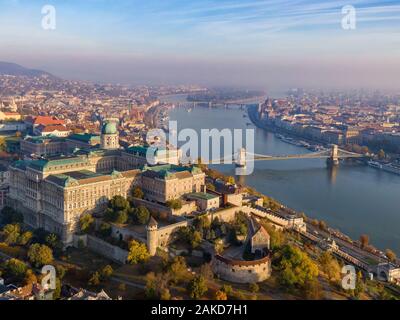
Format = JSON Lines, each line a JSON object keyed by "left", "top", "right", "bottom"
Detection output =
{"left": 0, "top": 0, "right": 400, "bottom": 91}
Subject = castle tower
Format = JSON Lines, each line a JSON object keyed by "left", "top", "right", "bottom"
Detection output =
{"left": 100, "top": 119, "right": 120, "bottom": 150}
{"left": 146, "top": 216, "right": 158, "bottom": 256}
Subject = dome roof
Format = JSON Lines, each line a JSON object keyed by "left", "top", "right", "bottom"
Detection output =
{"left": 101, "top": 121, "right": 117, "bottom": 134}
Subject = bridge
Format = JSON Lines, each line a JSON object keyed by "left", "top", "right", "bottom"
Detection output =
{"left": 214, "top": 145, "right": 366, "bottom": 167}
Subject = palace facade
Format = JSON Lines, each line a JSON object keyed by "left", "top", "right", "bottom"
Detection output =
{"left": 7, "top": 120, "right": 204, "bottom": 245}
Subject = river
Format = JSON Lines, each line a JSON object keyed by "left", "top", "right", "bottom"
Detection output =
{"left": 161, "top": 94, "right": 400, "bottom": 255}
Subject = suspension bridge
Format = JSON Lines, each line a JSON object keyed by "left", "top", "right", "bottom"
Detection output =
{"left": 213, "top": 144, "right": 366, "bottom": 168}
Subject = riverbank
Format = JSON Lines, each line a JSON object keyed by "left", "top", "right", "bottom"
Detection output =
{"left": 165, "top": 95, "right": 400, "bottom": 256}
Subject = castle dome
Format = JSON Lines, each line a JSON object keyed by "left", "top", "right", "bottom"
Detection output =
{"left": 101, "top": 121, "right": 117, "bottom": 135}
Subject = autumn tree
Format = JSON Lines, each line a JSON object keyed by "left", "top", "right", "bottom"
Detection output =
{"left": 79, "top": 213, "right": 94, "bottom": 233}
{"left": 359, "top": 234, "right": 369, "bottom": 249}
{"left": 249, "top": 283, "right": 259, "bottom": 293}
{"left": 188, "top": 275, "right": 208, "bottom": 299}
{"left": 385, "top": 249, "right": 396, "bottom": 262}
{"left": 215, "top": 290, "right": 228, "bottom": 300}
{"left": 127, "top": 240, "right": 150, "bottom": 264}
{"left": 131, "top": 186, "right": 144, "bottom": 199}
{"left": 319, "top": 251, "right": 341, "bottom": 283}
{"left": 27, "top": 243, "right": 54, "bottom": 268}
{"left": 277, "top": 245, "right": 319, "bottom": 290}
{"left": 166, "top": 199, "right": 183, "bottom": 210}
{"left": 4, "top": 258, "right": 28, "bottom": 280}
{"left": 2, "top": 223, "right": 21, "bottom": 244}
{"left": 166, "top": 256, "right": 187, "bottom": 284}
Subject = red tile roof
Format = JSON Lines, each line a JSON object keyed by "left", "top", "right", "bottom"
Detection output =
{"left": 26, "top": 116, "right": 65, "bottom": 126}
{"left": 38, "top": 124, "right": 69, "bottom": 132}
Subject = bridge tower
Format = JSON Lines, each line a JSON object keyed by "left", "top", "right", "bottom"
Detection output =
{"left": 327, "top": 144, "right": 339, "bottom": 166}
{"left": 236, "top": 148, "right": 247, "bottom": 168}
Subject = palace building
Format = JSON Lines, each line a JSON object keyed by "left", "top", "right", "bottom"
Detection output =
{"left": 7, "top": 120, "right": 203, "bottom": 245}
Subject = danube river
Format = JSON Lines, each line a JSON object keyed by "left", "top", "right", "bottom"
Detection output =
{"left": 161, "top": 95, "right": 400, "bottom": 255}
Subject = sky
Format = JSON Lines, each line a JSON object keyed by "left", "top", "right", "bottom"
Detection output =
{"left": 0, "top": 0, "right": 399, "bottom": 92}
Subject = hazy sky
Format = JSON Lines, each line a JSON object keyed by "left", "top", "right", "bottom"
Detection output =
{"left": 0, "top": 0, "right": 399, "bottom": 92}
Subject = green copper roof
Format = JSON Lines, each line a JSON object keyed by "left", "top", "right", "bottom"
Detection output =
{"left": 68, "top": 133, "right": 100, "bottom": 143}
{"left": 125, "top": 145, "right": 166, "bottom": 157}
{"left": 28, "top": 156, "right": 88, "bottom": 171}
{"left": 187, "top": 192, "right": 219, "bottom": 200}
{"left": 142, "top": 164, "right": 203, "bottom": 180}
{"left": 24, "top": 135, "right": 64, "bottom": 144}
{"left": 101, "top": 121, "right": 117, "bottom": 134}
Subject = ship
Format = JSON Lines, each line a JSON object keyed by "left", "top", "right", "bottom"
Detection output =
{"left": 382, "top": 163, "right": 400, "bottom": 175}
{"left": 368, "top": 160, "right": 383, "bottom": 169}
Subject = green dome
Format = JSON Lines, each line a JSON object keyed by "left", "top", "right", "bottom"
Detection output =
{"left": 101, "top": 121, "right": 117, "bottom": 134}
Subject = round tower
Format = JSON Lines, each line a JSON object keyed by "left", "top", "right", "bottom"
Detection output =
{"left": 100, "top": 118, "right": 120, "bottom": 150}
{"left": 146, "top": 216, "right": 158, "bottom": 256}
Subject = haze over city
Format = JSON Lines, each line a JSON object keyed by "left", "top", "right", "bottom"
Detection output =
{"left": 0, "top": 0, "right": 400, "bottom": 91}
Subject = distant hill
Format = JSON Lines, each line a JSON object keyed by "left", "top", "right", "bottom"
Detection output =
{"left": 0, "top": 61, "right": 54, "bottom": 77}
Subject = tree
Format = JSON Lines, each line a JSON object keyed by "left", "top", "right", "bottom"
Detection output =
{"left": 127, "top": 240, "right": 150, "bottom": 264}
{"left": 27, "top": 243, "right": 53, "bottom": 268}
{"left": 114, "top": 210, "right": 128, "bottom": 224}
{"left": 56, "top": 265, "right": 67, "bottom": 280}
{"left": 18, "top": 231, "right": 33, "bottom": 246}
{"left": 53, "top": 278, "right": 62, "bottom": 300}
{"left": 361, "top": 146, "right": 369, "bottom": 154}
{"left": 98, "top": 222, "right": 112, "bottom": 238}
{"left": 145, "top": 272, "right": 158, "bottom": 299}
{"left": 0, "top": 137, "right": 6, "bottom": 152}
{"left": 319, "top": 252, "right": 341, "bottom": 283}
{"left": 206, "top": 183, "right": 216, "bottom": 191}
{"left": 195, "top": 215, "right": 211, "bottom": 230}
{"left": 166, "top": 199, "right": 182, "bottom": 210}
{"left": 5, "top": 258, "right": 28, "bottom": 279}
{"left": 100, "top": 265, "right": 113, "bottom": 280}
{"left": 221, "top": 284, "right": 233, "bottom": 296}
{"left": 188, "top": 275, "right": 208, "bottom": 299}
{"left": 167, "top": 256, "right": 187, "bottom": 284}
{"left": 226, "top": 176, "right": 235, "bottom": 185}
{"left": 105, "top": 195, "right": 131, "bottom": 224}
{"left": 24, "top": 269, "right": 38, "bottom": 286}
{"left": 249, "top": 283, "right": 259, "bottom": 293}
{"left": 132, "top": 206, "right": 150, "bottom": 225}
{"left": 45, "top": 233, "right": 61, "bottom": 251}
{"left": 385, "top": 249, "right": 396, "bottom": 262}
{"left": 79, "top": 213, "right": 94, "bottom": 233}
{"left": 377, "top": 149, "right": 385, "bottom": 160}
{"left": 2, "top": 223, "right": 21, "bottom": 244}
{"left": 359, "top": 234, "right": 369, "bottom": 249}
{"left": 191, "top": 231, "right": 202, "bottom": 249}
{"left": 318, "top": 220, "right": 327, "bottom": 231}
{"left": 88, "top": 271, "right": 101, "bottom": 286}
{"left": 215, "top": 290, "right": 228, "bottom": 300}
{"left": 131, "top": 186, "right": 144, "bottom": 199}
{"left": 303, "top": 279, "right": 322, "bottom": 300}
{"left": 277, "top": 245, "right": 319, "bottom": 290}
{"left": 199, "top": 263, "right": 213, "bottom": 280}
{"left": 160, "top": 288, "right": 171, "bottom": 300}
{"left": 1, "top": 207, "right": 23, "bottom": 224}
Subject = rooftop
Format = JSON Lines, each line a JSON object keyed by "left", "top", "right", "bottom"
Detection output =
{"left": 187, "top": 192, "right": 219, "bottom": 201}
{"left": 67, "top": 133, "right": 100, "bottom": 143}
